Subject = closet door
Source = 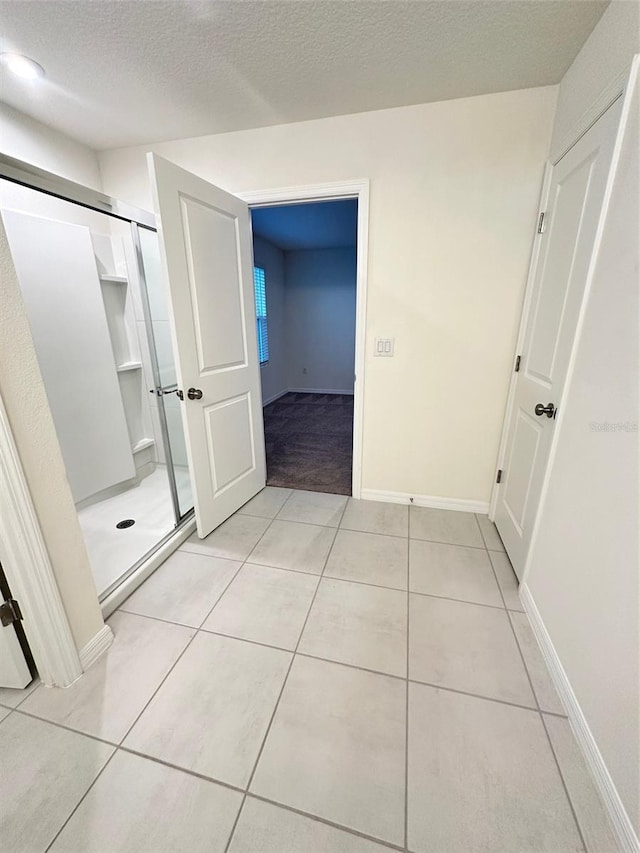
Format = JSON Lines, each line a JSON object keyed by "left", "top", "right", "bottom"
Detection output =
{"left": 494, "top": 98, "right": 623, "bottom": 577}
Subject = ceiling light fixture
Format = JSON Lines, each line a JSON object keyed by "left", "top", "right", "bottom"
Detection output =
{"left": 0, "top": 53, "right": 45, "bottom": 80}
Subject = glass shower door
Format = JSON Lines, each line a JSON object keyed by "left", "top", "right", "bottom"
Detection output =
{"left": 136, "top": 226, "right": 193, "bottom": 519}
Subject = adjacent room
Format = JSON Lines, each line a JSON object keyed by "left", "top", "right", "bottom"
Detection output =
{"left": 251, "top": 199, "right": 358, "bottom": 495}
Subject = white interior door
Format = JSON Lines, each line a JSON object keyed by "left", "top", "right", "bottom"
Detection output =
{"left": 148, "top": 154, "right": 266, "bottom": 537}
{"left": 495, "top": 98, "right": 623, "bottom": 578}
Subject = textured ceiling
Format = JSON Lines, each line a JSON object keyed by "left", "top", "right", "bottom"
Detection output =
{"left": 0, "top": 1, "right": 608, "bottom": 151}
{"left": 252, "top": 200, "right": 357, "bottom": 251}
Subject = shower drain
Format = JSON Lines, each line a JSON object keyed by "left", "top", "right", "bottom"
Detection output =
{"left": 116, "top": 519, "right": 136, "bottom": 529}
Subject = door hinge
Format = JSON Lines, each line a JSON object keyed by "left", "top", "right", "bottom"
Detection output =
{"left": 515, "top": 355, "right": 521, "bottom": 372}
{"left": 496, "top": 469, "right": 503, "bottom": 484}
{"left": 537, "top": 212, "right": 546, "bottom": 234}
{"left": 0, "top": 598, "right": 23, "bottom": 627}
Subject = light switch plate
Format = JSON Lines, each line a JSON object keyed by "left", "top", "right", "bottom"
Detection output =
{"left": 374, "top": 337, "right": 395, "bottom": 357}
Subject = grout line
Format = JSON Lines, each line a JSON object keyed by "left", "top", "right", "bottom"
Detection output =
{"left": 114, "top": 554, "right": 248, "bottom": 748}
{"left": 44, "top": 749, "right": 118, "bottom": 852}
{"left": 407, "top": 677, "right": 539, "bottom": 714}
{"left": 245, "top": 792, "right": 405, "bottom": 852}
{"left": 218, "top": 506, "right": 501, "bottom": 552}
{"left": 223, "top": 498, "right": 349, "bottom": 853}
{"left": 116, "top": 601, "right": 567, "bottom": 715}
{"left": 296, "top": 651, "right": 405, "bottom": 683}
{"left": 474, "top": 514, "right": 584, "bottom": 845}
{"left": 340, "top": 523, "right": 409, "bottom": 541}
{"left": 117, "top": 745, "right": 246, "bottom": 795}
{"left": 0, "top": 678, "right": 41, "bottom": 712}
{"left": 540, "top": 712, "right": 589, "bottom": 852}
{"left": 12, "top": 707, "right": 119, "bottom": 747}
{"left": 408, "top": 588, "right": 507, "bottom": 612}
{"left": 0, "top": 707, "right": 14, "bottom": 725}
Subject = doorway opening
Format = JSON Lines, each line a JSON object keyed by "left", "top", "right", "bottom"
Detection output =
{"left": 250, "top": 199, "right": 358, "bottom": 496}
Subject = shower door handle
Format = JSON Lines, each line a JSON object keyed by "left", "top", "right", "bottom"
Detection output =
{"left": 187, "top": 388, "right": 203, "bottom": 400}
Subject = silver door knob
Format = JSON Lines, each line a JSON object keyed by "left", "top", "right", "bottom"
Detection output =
{"left": 187, "top": 388, "right": 203, "bottom": 400}
{"left": 534, "top": 402, "right": 555, "bottom": 418}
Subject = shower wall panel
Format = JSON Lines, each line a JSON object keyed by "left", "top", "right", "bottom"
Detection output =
{"left": 2, "top": 209, "right": 135, "bottom": 502}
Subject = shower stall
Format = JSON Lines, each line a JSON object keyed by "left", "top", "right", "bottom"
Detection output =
{"left": 0, "top": 156, "right": 194, "bottom": 602}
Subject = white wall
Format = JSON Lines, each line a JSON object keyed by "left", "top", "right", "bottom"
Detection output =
{"left": 549, "top": 0, "right": 640, "bottom": 161}
{"left": 100, "top": 85, "right": 558, "bottom": 505}
{"left": 285, "top": 248, "right": 356, "bottom": 393}
{"left": 1, "top": 102, "right": 102, "bottom": 190}
{"left": 523, "top": 9, "right": 640, "bottom": 839}
{"left": 0, "top": 108, "right": 105, "bottom": 651}
{"left": 253, "top": 235, "right": 287, "bottom": 403}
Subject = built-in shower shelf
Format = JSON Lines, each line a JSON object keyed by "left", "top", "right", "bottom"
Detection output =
{"left": 100, "top": 274, "right": 128, "bottom": 284}
{"left": 132, "top": 438, "right": 155, "bottom": 453}
{"left": 116, "top": 361, "right": 142, "bottom": 373}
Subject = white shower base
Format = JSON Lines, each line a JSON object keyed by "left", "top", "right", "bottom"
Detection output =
{"left": 77, "top": 465, "right": 192, "bottom": 598}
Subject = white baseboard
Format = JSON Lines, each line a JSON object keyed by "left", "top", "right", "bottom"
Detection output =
{"left": 520, "top": 582, "right": 639, "bottom": 853}
{"left": 287, "top": 387, "right": 354, "bottom": 396}
{"left": 360, "top": 488, "right": 489, "bottom": 514}
{"left": 261, "top": 389, "right": 289, "bottom": 406}
{"left": 100, "top": 516, "right": 197, "bottom": 619}
{"left": 79, "top": 624, "right": 114, "bottom": 671}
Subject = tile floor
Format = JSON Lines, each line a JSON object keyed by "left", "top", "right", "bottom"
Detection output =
{"left": 1, "top": 489, "right": 619, "bottom": 853}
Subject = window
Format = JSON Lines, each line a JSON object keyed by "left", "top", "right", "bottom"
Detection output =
{"left": 253, "top": 266, "right": 269, "bottom": 364}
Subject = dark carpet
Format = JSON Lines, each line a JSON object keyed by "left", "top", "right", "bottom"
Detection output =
{"left": 263, "top": 392, "right": 354, "bottom": 496}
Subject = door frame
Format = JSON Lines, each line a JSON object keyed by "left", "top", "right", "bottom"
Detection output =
{"left": 238, "top": 179, "right": 369, "bottom": 499}
{"left": 0, "top": 392, "right": 83, "bottom": 688}
{"left": 488, "top": 59, "right": 638, "bottom": 569}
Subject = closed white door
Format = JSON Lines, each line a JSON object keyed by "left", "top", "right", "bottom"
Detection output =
{"left": 495, "top": 98, "right": 623, "bottom": 577}
{"left": 148, "top": 154, "right": 266, "bottom": 537}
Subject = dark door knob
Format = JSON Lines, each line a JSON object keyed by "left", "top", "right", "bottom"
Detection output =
{"left": 534, "top": 402, "right": 555, "bottom": 418}
{"left": 187, "top": 387, "right": 203, "bottom": 400}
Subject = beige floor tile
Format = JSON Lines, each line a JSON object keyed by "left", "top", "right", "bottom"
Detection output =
{"left": 203, "top": 563, "right": 318, "bottom": 650}
{"left": 510, "top": 611, "right": 565, "bottom": 715}
{"left": 229, "top": 797, "right": 394, "bottom": 852}
{"left": 237, "top": 487, "right": 293, "bottom": 519}
{"left": 248, "top": 520, "right": 335, "bottom": 575}
{"left": 277, "top": 490, "right": 347, "bottom": 526}
{"left": 0, "top": 714, "right": 113, "bottom": 853}
{"left": 340, "top": 499, "right": 408, "bottom": 537}
{"left": 408, "top": 683, "right": 583, "bottom": 853}
{"left": 544, "top": 715, "right": 620, "bottom": 853}
{"left": 0, "top": 678, "right": 39, "bottom": 709}
{"left": 0, "top": 706, "right": 11, "bottom": 723}
{"left": 120, "top": 551, "right": 241, "bottom": 627}
{"left": 409, "top": 506, "right": 484, "bottom": 547}
{"left": 251, "top": 656, "right": 406, "bottom": 846}
{"left": 21, "top": 612, "right": 194, "bottom": 742}
{"left": 181, "top": 514, "right": 270, "bottom": 561}
{"left": 299, "top": 578, "right": 407, "bottom": 677}
{"left": 409, "top": 539, "right": 503, "bottom": 607}
{"left": 409, "top": 594, "right": 535, "bottom": 706}
{"left": 49, "top": 750, "right": 242, "bottom": 853}
{"left": 476, "top": 513, "right": 506, "bottom": 551}
{"left": 489, "top": 551, "right": 524, "bottom": 611}
{"left": 124, "top": 632, "right": 291, "bottom": 788}
{"left": 325, "top": 530, "right": 408, "bottom": 590}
